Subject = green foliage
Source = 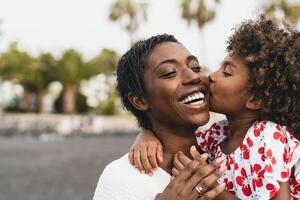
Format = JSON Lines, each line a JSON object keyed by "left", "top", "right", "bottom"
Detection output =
{"left": 261, "top": 0, "right": 300, "bottom": 25}
{"left": 87, "top": 49, "right": 119, "bottom": 76}
{"left": 0, "top": 42, "right": 35, "bottom": 89}
{"left": 96, "top": 96, "right": 119, "bottom": 115}
{"left": 109, "top": 0, "right": 148, "bottom": 44}
{"left": 180, "top": 0, "right": 220, "bottom": 29}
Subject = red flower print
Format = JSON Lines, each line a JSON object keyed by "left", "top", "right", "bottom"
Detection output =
{"left": 281, "top": 170, "right": 289, "bottom": 179}
{"left": 254, "top": 121, "right": 266, "bottom": 137}
{"left": 224, "top": 178, "right": 235, "bottom": 195}
{"left": 265, "top": 149, "right": 276, "bottom": 173}
{"left": 258, "top": 146, "right": 265, "bottom": 161}
{"left": 290, "top": 178, "right": 300, "bottom": 198}
{"left": 240, "top": 137, "right": 253, "bottom": 160}
{"left": 236, "top": 168, "right": 252, "bottom": 197}
{"left": 250, "top": 164, "right": 265, "bottom": 191}
{"left": 266, "top": 183, "right": 279, "bottom": 198}
{"left": 283, "top": 146, "right": 292, "bottom": 164}
{"left": 224, "top": 178, "right": 234, "bottom": 190}
{"left": 273, "top": 125, "right": 287, "bottom": 144}
{"left": 226, "top": 156, "right": 234, "bottom": 170}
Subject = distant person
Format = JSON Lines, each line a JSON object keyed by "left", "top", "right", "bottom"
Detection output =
{"left": 129, "top": 16, "right": 300, "bottom": 199}
{"left": 93, "top": 34, "right": 226, "bottom": 200}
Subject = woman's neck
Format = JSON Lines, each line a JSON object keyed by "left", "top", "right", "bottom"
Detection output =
{"left": 151, "top": 124, "right": 197, "bottom": 174}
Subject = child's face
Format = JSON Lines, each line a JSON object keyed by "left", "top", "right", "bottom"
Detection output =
{"left": 142, "top": 42, "right": 210, "bottom": 128}
{"left": 208, "top": 54, "right": 253, "bottom": 117}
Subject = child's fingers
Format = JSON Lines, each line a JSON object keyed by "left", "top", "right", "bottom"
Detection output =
{"left": 140, "top": 146, "right": 154, "bottom": 175}
{"left": 128, "top": 149, "right": 135, "bottom": 167}
{"left": 134, "top": 150, "right": 145, "bottom": 174}
{"left": 173, "top": 153, "right": 185, "bottom": 171}
{"left": 148, "top": 143, "right": 159, "bottom": 170}
{"left": 177, "top": 151, "right": 192, "bottom": 167}
{"left": 157, "top": 143, "right": 164, "bottom": 163}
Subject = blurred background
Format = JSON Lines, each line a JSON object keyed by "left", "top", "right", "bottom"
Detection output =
{"left": 0, "top": 0, "right": 299, "bottom": 199}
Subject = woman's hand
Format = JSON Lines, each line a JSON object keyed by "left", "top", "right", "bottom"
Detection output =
{"left": 128, "top": 130, "right": 163, "bottom": 175}
{"left": 156, "top": 158, "right": 226, "bottom": 200}
{"left": 172, "top": 145, "right": 210, "bottom": 176}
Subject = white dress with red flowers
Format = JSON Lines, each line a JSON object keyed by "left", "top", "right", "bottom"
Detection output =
{"left": 195, "top": 120, "right": 300, "bottom": 200}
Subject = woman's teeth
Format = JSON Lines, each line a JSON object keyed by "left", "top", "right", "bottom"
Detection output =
{"left": 180, "top": 92, "right": 204, "bottom": 105}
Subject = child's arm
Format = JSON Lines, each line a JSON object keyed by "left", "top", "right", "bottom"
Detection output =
{"left": 128, "top": 130, "right": 163, "bottom": 175}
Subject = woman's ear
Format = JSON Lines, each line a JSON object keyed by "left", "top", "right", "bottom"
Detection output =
{"left": 246, "top": 95, "right": 262, "bottom": 110}
{"left": 128, "top": 93, "right": 149, "bottom": 111}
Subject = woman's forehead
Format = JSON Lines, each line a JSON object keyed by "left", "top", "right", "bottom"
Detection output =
{"left": 146, "top": 42, "right": 193, "bottom": 67}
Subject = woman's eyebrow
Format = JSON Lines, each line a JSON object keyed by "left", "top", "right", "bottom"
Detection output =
{"left": 153, "top": 59, "right": 177, "bottom": 72}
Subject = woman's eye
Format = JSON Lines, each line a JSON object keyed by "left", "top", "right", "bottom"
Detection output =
{"left": 161, "top": 71, "right": 176, "bottom": 78}
{"left": 191, "top": 66, "right": 202, "bottom": 73}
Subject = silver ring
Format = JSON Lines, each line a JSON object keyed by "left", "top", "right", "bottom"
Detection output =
{"left": 195, "top": 185, "right": 204, "bottom": 196}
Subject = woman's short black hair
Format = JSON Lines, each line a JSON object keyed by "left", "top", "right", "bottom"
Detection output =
{"left": 116, "top": 34, "right": 180, "bottom": 129}
{"left": 227, "top": 15, "right": 300, "bottom": 137}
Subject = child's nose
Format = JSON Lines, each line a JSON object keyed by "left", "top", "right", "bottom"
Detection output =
{"left": 208, "top": 72, "right": 216, "bottom": 83}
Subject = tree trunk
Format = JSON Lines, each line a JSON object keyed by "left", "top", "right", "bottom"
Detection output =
{"left": 37, "top": 91, "right": 46, "bottom": 113}
{"left": 23, "top": 87, "right": 32, "bottom": 112}
{"left": 62, "top": 85, "right": 76, "bottom": 114}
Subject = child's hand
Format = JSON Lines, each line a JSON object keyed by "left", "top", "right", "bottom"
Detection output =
{"left": 172, "top": 146, "right": 208, "bottom": 177}
{"left": 128, "top": 130, "right": 163, "bottom": 175}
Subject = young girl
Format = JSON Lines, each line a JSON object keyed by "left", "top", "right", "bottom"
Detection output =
{"left": 128, "top": 16, "right": 300, "bottom": 199}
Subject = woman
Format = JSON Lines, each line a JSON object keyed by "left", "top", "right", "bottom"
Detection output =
{"left": 93, "top": 34, "right": 225, "bottom": 200}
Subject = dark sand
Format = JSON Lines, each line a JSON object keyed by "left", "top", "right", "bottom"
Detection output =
{"left": 0, "top": 134, "right": 135, "bottom": 200}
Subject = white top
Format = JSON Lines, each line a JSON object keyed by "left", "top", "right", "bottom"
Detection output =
{"left": 93, "top": 153, "right": 171, "bottom": 200}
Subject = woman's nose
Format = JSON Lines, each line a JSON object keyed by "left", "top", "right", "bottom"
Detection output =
{"left": 183, "top": 69, "right": 201, "bottom": 85}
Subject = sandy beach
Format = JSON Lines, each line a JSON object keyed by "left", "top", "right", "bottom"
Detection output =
{"left": 0, "top": 134, "right": 135, "bottom": 200}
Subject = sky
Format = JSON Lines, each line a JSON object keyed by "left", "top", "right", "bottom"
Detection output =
{"left": 0, "top": 0, "right": 261, "bottom": 71}
{"left": 0, "top": 0, "right": 266, "bottom": 108}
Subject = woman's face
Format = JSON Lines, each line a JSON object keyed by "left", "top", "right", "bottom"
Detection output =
{"left": 143, "top": 42, "right": 209, "bottom": 128}
{"left": 209, "top": 54, "right": 251, "bottom": 117}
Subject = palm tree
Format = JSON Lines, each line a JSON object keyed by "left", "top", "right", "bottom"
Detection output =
{"left": 87, "top": 48, "right": 119, "bottom": 75}
{"left": 180, "top": 0, "right": 220, "bottom": 65}
{"left": 32, "top": 52, "right": 56, "bottom": 113}
{"left": 261, "top": 0, "right": 300, "bottom": 25}
{"left": 52, "top": 49, "right": 118, "bottom": 114}
{"left": 109, "top": 0, "right": 148, "bottom": 45}
{"left": 0, "top": 42, "right": 36, "bottom": 112}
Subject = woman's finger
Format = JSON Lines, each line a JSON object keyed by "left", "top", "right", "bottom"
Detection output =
{"left": 199, "top": 183, "right": 225, "bottom": 200}
{"left": 172, "top": 159, "right": 201, "bottom": 183}
{"left": 190, "top": 145, "right": 201, "bottom": 158}
{"left": 173, "top": 153, "right": 185, "bottom": 171}
{"left": 197, "top": 165, "right": 226, "bottom": 192}
{"left": 182, "top": 162, "right": 220, "bottom": 194}
{"left": 177, "top": 151, "right": 192, "bottom": 167}
{"left": 171, "top": 167, "right": 179, "bottom": 177}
